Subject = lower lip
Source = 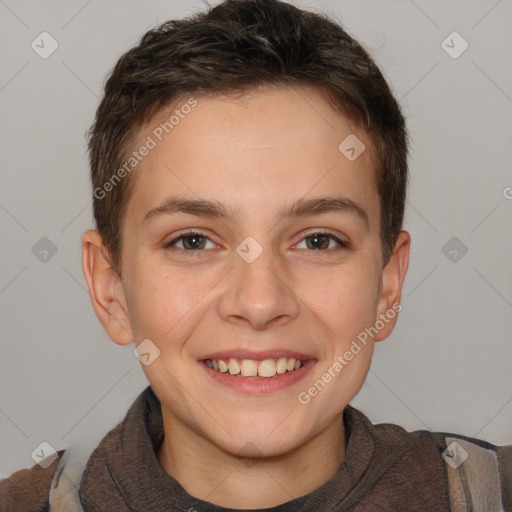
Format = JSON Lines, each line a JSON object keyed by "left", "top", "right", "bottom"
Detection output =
{"left": 199, "top": 359, "right": 316, "bottom": 395}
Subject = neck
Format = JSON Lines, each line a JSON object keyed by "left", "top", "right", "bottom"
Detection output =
{"left": 157, "top": 411, "right": 346, "bottom": 508}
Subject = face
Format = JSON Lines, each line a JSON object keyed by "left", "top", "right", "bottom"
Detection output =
{"left": 84, "top": 85, "right": 409, "bottom": 459}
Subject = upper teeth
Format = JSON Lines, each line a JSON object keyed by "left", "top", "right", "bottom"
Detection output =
{"left": 205, "top": 357, "right": 303, "bottom": 377}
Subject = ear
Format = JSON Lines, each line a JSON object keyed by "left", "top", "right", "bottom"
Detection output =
{"left": 374, "top": 230, "right": 410, "bottom": 342}
{"left": 81, "top": 229, "right": 133, "bottom": 345}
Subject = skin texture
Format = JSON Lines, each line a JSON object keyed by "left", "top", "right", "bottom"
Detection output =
{"left": 82, "top": 84, "right": 410, "bottom": 508}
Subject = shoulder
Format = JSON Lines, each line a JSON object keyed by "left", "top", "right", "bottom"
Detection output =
{"left": 430, "top": 429, "right": 511, "bottom": 512}
{"left": 368, "top": 411, "right": 512, "bottom": 511}
{"left": 0, "top": 440, "right": 103, "bottom": 512}
{"left": 0, "top": 449, "right": 65, "bottom": 510}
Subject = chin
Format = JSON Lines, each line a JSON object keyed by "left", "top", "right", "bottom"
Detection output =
{"left": 212, "top": 415, "right": 311, "bottom": 458}
{"left": 221, "top": 434, "right": 303, "bottom": 460}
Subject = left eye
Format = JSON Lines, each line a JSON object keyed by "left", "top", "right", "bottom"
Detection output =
{"left": 295, "top": 232, "right": 348, "bottom": 251}
{"left": 163, "top": 230, "right": 348, "bottom": 257}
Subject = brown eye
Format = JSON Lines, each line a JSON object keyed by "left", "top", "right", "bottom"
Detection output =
{"left": 296, "top": 231, "right": 348, "bottom": 251}
{"left": 178, "top": 234, "right": 207, "bottom": 250}
{"left": 163, "top": 231, "right": 216, "bottom": 257}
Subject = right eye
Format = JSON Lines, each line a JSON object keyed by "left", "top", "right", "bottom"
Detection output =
{"left": 163, "top": 231, "right": 218, "bottom": 257}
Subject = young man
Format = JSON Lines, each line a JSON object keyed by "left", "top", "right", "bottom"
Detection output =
{"left": 1, "top": 0, "right": 510, "bottom": 510}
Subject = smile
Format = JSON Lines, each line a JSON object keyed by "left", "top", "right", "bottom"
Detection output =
{"left": 204, "top": 357, "right": 304, "bottom": 378}
{"left": 199, "top": 350, "right": 317, "bottom": 394}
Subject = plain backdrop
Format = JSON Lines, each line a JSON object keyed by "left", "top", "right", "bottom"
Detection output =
{"left": 1, "top": 0, "right": 511, "bottom": 478}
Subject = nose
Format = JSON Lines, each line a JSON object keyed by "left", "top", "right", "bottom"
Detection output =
{"left": 216, "top": 240, "right": 300, "bottom": 331}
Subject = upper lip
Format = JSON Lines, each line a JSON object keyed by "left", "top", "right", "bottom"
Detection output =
{"left": 200, "top": 349, "right": 315, "bottom": 361}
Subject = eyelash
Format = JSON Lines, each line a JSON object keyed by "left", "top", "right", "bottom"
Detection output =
{"left": 163, "top": 229, "right": 350, "bottom": 258}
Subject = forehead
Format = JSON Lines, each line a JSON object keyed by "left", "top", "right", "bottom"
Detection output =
{"left": 124, "top": 85, "right": 379, "bottom": 228}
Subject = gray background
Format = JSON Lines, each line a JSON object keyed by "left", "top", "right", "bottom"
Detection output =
{"left": 1, "top": 0, "right": 511, "bottom": 478}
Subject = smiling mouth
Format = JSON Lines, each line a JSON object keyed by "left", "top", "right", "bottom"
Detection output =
{"left": 202, "top": 357, "right": 305, "bottom": 378}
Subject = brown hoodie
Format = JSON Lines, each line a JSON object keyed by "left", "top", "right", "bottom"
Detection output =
{"left": 1, "top": 385, "right": 510, "bottom": 511}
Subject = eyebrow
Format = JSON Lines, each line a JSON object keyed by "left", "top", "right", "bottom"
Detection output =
{"left": 143, "top": 195, "right": 370, "bottom": 230}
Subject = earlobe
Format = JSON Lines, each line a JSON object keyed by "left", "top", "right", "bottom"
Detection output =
{"left": 374, "top": 230, "right": 411, "bottom": 342}
{"left": 81, "top": 229, "right": 133, "bottom": 345}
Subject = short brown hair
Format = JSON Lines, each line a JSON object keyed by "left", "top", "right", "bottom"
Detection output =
{"left": 87, "top": 0, "right": 408, "bottom": 275}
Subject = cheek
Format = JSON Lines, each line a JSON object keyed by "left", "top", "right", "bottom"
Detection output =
{"left": 127, "top": 267, "right": 214, "bottom": 341}
{"left": 305, "top": 264, "right": 379, "bottom": 336}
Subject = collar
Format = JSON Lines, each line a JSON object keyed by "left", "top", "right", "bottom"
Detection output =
{"left": 80, "top": 385, "right": 376, "bottom": 511}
